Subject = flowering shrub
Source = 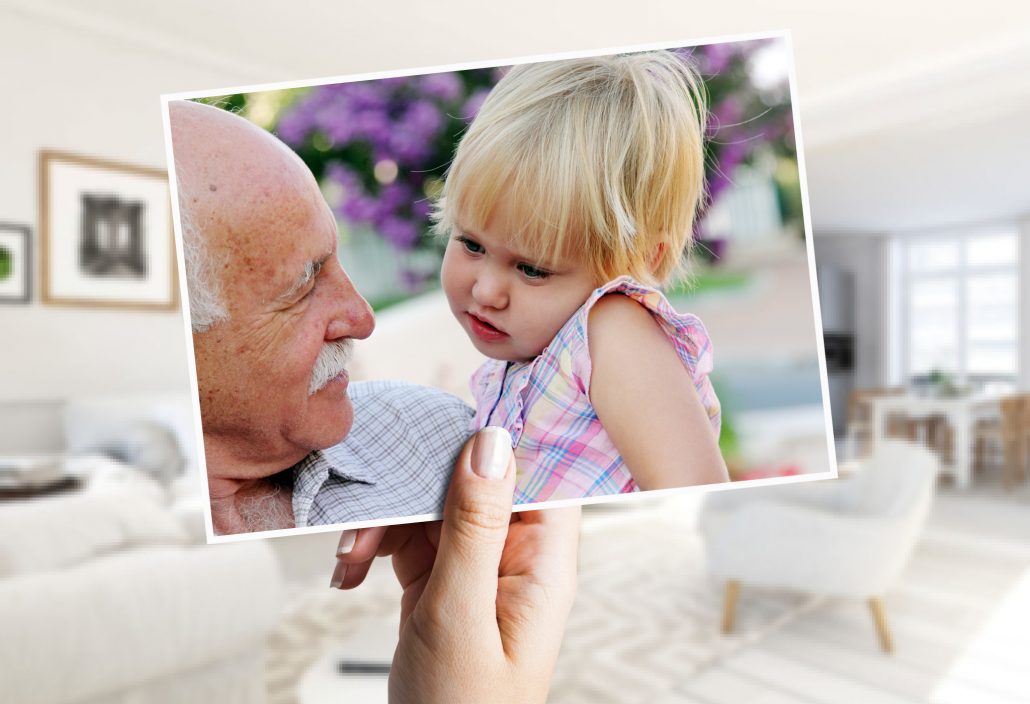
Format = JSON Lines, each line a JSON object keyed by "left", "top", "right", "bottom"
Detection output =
{"left": 273, "top": 69, "right": 498, "bottom": 253}
{"left": 255, "top": 40, "right": 795, "bottom": 278}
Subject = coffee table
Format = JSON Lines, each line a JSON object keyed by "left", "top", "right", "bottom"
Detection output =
{"left": 297, "top": 617, "right": 397, "bottom": 704}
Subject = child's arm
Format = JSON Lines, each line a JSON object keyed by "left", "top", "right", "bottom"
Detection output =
{"left": 588, "top": 294, "right": 729, "bottom": 490}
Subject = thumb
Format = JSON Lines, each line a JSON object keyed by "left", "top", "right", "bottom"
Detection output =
{"left": 423, "top": 427, "right": 516, "bottom": 619}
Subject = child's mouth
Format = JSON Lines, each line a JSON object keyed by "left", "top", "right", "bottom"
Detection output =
{"left": 467, "top": 312, "right": 509, "bottom": 343}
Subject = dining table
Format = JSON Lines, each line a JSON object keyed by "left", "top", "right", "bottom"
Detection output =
{"left": 868, "top": 391, "right": 1003, "bottom": 490}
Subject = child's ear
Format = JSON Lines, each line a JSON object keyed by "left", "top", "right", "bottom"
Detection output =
{"left": 650, "top": 242, "right": 666, "bottom": 271}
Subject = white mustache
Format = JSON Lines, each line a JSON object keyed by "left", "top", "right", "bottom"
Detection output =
{"left": 309, "top": 339, "right": 354, "bottom": 395}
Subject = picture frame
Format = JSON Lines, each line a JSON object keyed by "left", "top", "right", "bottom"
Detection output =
{"left": 0, "top": 222, "right": 31, "bottom": 303}
{"left": 39, "top": 150, "right": 177, "bottom": 310}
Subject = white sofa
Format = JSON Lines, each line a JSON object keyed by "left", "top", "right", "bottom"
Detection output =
{"left": 0, "top": 395, "right": 284, "bottom": 704}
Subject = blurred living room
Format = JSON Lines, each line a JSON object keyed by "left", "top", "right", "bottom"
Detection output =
{"left": 1, "top": 2, "right": 1028, "bottom": 703}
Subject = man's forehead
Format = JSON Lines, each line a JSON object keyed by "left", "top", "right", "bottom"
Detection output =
{"left": 215, "top": 183, "right": 337, "bottom": 294}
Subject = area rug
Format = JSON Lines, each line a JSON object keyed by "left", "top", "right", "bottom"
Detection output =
{"left": 266, "top": 499, "right": 819, "bottom": 704}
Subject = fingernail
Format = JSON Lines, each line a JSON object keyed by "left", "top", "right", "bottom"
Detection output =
{"left": 472, "top": 427, "right": 512, "bottom": 480}
{"left": 337, "top": 530, "right": 357, "bottom": 556}
{"left": 330, "top": 559, "right": 348, "bottom": 589}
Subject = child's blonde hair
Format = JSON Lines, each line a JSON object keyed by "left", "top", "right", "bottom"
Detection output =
{"left": 433, "top": 50, "right": 707, "bottom": 287}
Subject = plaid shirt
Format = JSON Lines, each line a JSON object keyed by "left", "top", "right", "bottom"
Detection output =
{"left": 471, "top": 277, "right": 721, "bottom": 504}
{"left": 293, "top": 380, "right": 474, "bottom": 526}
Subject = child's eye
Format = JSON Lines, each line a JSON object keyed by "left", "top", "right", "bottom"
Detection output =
{"left": 456, "top": 236, "right": 484, "bottom": 255}
{"left": 517, "top": 263, "right": 552, "bottom": 280}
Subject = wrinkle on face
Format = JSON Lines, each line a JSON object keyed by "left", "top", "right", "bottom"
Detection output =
{"left": 175, "top": 100, "right": 365, "bottom": 477}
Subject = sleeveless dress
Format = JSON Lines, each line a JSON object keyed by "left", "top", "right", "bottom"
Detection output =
{"left": 470, "top": 276, "right": 721, "bottom": 503}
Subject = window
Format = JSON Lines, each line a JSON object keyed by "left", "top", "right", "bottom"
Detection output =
{"left": 898, "top": 228, "right": 1020, "bottom": 387}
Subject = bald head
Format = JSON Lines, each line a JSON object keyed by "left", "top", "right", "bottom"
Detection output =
{"left": 167, "top": 99, "right": 376, "bottom": 518}
{"left": 169, "top": 100, "right": 326, "bottom": 331}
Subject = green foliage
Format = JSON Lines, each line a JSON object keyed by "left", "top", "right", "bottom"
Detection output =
{"left": 0, "top": 245, "right": 11, "bottom": 280}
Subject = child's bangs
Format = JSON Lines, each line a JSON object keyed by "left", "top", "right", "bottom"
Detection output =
{"left": 442, "top": 143, "right": 510, "bottom": 238}
{"left": 505, "top": 164, "right": 593, "bottom": 271}
{"left": 446, "top": 143, "right": 592, "bottom": 273}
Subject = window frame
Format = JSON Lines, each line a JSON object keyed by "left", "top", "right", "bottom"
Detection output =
{"left": 895, "top": 226, "right": 1021, "bottom": 388}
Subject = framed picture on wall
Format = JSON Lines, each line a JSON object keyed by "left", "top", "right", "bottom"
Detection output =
{"left": 39, "top": 150, "right": 177, "bottom": 310}
{"left": 0, "top": 223, "right": 31, "bottom": 303}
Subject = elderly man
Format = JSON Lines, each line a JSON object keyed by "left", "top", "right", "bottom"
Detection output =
{"left": 169, "top": 100, "right": 472, "bottom": 535}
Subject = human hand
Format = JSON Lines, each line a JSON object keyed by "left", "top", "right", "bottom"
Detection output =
{"left": 330, "top": 427, "right": 581, "bottom": 704}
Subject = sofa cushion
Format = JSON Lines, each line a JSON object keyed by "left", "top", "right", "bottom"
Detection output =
{"left": 0, "top": 541, "right": 281, "bottom": 704}
{"left": 0, "top": 486, "right": 189, "bottom": 577}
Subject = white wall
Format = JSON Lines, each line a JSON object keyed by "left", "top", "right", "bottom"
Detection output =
{"left": 812, "top": 234, "right": 890, "bottom": 388}
{"left": 1022, "top": 217, "right": 1030, "bottom": 391}
{"left": 0, "top": 10, "right": 253, "bottom": 450}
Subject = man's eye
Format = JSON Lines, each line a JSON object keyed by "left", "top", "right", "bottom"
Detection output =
{"left": 518, "top": 263, "right": 551, "bottom": 280}
{"left": 457, "top": 236, "right": 484, "bottom": 254}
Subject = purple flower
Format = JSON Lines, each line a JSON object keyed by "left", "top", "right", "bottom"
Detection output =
{"left": 699, "top": 43, "right": 736, "bottom": 75}
{"left": 378, "top": 216, "right": 421, "bottom": 250}
{"left": 378, "top": 182, "right": 414, "bottom": 211}
{"left": 402, "top": 100, "right": 444, "bottom": 139}
{"left": 326, "top": 164, "right": 360, "bottom": 191}
{"left": 339, "top": 193, "right": 378, "bottom": 224}
{"left": 461, "top": 88, "right": 491, "bottom": 122}
{"left": 420, "top": 72, "right": 462, "bottom": 102}
{"left": 412, "top": 199, "right": 432, "bottom": 218}
{"left": 276, "top": 112, "right": 310, "bottom": 146}
{"left": 389, "top": 130, "right": 432, "bottom": 165}
{"left": 336, "top": 81, "right": 388, "bottom": 111}
{"left": 711, "top": 96, "right": 744, "bottom": 131}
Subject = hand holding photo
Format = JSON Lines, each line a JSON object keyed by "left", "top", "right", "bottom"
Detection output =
{"left": 163, "top": 33, "right": 835, "bottom": 541}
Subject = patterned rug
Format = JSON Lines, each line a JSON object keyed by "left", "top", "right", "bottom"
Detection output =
{"left": 266, "top": 498, "right": 818, "bottom": 704}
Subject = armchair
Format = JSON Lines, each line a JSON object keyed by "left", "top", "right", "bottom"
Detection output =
{"left": 700, "top": 440, "right": 939, "bottom": 652}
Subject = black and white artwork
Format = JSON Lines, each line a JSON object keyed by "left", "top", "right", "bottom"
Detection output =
{"left": 41, "top": 151, "right": 176, "bottom": 309}
{"left": 79, "top": 194, "right": 148, "bottom": 279}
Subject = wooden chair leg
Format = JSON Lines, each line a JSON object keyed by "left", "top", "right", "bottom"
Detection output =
{"left": 868, "top": 597, "right": 894, "bottom": 653}
{"left": 722, "top": 580, "right": 740, "bottom": 634}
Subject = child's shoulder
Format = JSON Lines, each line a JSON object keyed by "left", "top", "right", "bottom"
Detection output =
{"left": 584, "top": 276, "right": 715, "bottom": 379}
{"left": 582, "top": 276, "right": 677, "bottom": 331}
{"left": 587, "top": 289, "right": 656, "bottom": 332}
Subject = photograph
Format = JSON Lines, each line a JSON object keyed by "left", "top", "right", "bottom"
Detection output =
{"left": 0, "top": 223, "right": 31, "bottom": 303}
{"left": 5, "top": 4, "right": 1030, "bottom": 704}
{"left": 40, "top": 150, "right": 177, "bottom": 310}
{"left": 163, "top": 34, "right": 835, "bottom": 541}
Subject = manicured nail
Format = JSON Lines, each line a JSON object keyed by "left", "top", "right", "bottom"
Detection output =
{"left": 472, "top": 427, "right": 512, "bottom": 480}
{"left": 337, "top": 530, "right": 357, "bottom": 555}
{"left": 330, "top": 559, "right": 348, "bottom": 589}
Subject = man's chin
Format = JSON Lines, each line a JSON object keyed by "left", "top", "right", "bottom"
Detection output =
{"left": 305, "top": 389, "right": 355, "bottom": 450}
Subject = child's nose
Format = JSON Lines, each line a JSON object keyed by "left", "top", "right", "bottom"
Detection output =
{"left": 472, "top": 271, "right": 508, "bottom": 310}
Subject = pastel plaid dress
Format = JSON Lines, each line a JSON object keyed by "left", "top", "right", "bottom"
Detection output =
{"left": 470, "top": 276, "right": 721, "bottom": 504}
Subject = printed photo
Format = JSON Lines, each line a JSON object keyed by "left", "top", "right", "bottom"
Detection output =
{"left": 162, "top": 34, "right": 836, "bottom": 541}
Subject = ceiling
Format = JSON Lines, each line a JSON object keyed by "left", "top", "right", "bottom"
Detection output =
{"left": 5, "top": 0, "right": 1030, "bottom": 235}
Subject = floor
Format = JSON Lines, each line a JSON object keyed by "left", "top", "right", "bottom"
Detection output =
{"left": 273, "top": 472, "right": 1030, "bottom": 704}
{"left": 645, "top": 477, "right": 1030, "bottom": 704}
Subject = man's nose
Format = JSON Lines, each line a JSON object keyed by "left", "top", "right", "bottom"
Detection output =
{"left": 327, "top": 273, "right": 375, "bottom": 341}
{"left": 472, "top": 269, "right": 508, "bottom": 310}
